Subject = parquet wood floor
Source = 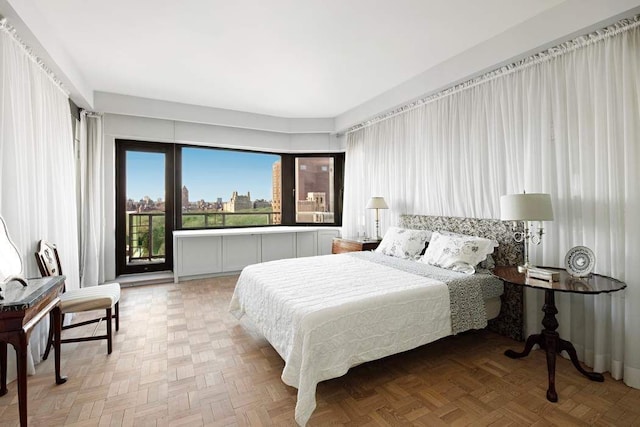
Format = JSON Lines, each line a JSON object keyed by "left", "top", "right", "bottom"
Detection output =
{"left": 1, "top": 276, "right": 638, "bottom": 426}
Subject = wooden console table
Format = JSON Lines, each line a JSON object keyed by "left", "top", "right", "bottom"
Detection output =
{"left": 492, "top": 266, "right": 626, "bottom": 402}
{"left": 0, "top": 276, "right": 67, "bottom": 426}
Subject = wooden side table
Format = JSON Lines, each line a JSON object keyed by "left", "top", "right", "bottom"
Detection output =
{"left": 0, "top": 276, "right": 67, "bottom": 426}
{"left": 492, "top": 266, "right": 626, "bottom": 403}
{"left": 331, "top": 237, "right": 380, "bottom": 254}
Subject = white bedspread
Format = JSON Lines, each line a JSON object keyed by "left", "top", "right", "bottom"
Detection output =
{"left": 229, "top": 254, "right": 452, "bottom": 425}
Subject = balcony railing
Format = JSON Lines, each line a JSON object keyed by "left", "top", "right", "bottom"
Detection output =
{"left": 127, "top": 211, "right": 281, "bottom": 263}
{"left": 181, "top": 211, "right": 280, "bottom": 228}
{"left": 128, "top": 212, "right": 166, "bottom": 263}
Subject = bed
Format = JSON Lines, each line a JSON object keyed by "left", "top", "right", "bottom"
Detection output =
{"left": 229, "top": 215, "right": 523, "bottom": 425}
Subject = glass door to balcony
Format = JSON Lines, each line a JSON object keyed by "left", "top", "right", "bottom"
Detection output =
{"left": 115, "top": 140, "right": 174, "bottom": 275}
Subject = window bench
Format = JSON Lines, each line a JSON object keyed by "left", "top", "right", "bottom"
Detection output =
{"left": 173, "top": 226, "right": 341, "bottom": 283}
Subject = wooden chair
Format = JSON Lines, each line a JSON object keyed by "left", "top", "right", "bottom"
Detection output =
{"left": 35, "top": 240, "right": 121, "bottom": 358}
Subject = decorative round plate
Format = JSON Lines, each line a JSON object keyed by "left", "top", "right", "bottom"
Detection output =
{"left": 565, "top": 246, "right": 595, "bottom": 277}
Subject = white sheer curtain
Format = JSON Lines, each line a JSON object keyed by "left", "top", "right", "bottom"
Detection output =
{"left": 344, "top": 18, "right": 640, "bottom": 388}
{"left": 0, "top": 21, "right": 80, "bottom": 378}
{"left": 78, "top": 111, "right": 106, "bottom": 287}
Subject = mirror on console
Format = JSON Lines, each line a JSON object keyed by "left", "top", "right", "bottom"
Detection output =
{"left": 0, "top": 216, "right": 27, "bottom": 297}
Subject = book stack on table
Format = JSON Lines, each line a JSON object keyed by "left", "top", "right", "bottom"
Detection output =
{"left": 526, "top": 267, "right": 560, "bottom": 283}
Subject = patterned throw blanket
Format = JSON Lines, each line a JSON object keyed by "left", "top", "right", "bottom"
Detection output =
{"left": 347, "top": 251, "right": 503, "bottom": 334}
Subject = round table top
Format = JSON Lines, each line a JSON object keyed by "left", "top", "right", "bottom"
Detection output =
{"left": 491, "top": 266, "right": 626, "bottom": 294}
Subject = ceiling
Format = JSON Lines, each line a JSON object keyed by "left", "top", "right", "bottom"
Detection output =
{"left": 30, "top": 0, "right": 564, "bottom": 118}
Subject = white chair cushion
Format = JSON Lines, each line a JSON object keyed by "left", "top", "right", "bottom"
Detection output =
{"left": 60, "top": 283, "right": 120, "bottom": 313}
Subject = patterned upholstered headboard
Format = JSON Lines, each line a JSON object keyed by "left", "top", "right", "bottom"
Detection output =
{"left": 399, "top": 214, "right": 523, "bottom": 267}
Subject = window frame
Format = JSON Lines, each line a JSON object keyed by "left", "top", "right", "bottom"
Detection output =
{"left": 115, "top": 139, "right": 175, "bottom": 276}
{"left": 173, "top": 144, "right": 344, "bottom": 230}
{"left": 284, "top": 153, "right": 344, "bottom": 226}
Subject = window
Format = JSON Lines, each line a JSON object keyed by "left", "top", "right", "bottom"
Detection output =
{"left": 295, "top": 157, "right": 335, "bottom": 223}
{"left": 116, "top": 141, "right": 344, "bottom": 254}
{"left": 126, "top": 151, "right": 167, "bottom": 262}
{"left": 115, "top": 140, "right": 174, "bottom": 276}
{"left": 180, "top": 147, "right": 281, "bottom": 228}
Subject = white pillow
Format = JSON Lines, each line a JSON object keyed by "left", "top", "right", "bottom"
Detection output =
{"left": 375, "top": 227, "right": 431, "bottom": 259}
{"left": 419, "top": 231, "right": 497, "bottom": 274}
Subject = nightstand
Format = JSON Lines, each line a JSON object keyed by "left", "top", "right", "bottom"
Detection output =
{"left": 492, "top": 266, "right": 626, "bottom": 403}
{"left": 331, "top": 237, "right": 381, "bottom": 254}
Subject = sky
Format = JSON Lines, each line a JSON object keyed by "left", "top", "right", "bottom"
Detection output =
{"left": 126, "top": 148, "right": 280, "bottom": 202}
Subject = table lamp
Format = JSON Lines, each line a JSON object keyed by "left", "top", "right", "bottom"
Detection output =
{"left": 366, "top": 197, "right": 388, "bottom": 240}
{"left": 500, "top": 193, "right": 554, "bottom": 272}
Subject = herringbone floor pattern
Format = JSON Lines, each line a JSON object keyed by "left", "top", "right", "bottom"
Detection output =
{"left": 0, "top": 276, "right": 638, "bottom": 426}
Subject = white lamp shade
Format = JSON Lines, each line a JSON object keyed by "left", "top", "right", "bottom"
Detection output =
{"left": 500, "top": 193, "right": 554, "bottom": 221}
{"left": 366, "top": 197, "right": 388, "bottom": 209}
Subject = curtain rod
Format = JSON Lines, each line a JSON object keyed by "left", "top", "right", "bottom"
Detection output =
{"left": 81, "top": 110, "right": 102, "bottom": 118}
{"left": 345, "top": 14, "right": 640, "bottom": 135}
{"left": 0, "top": 17, "right": 69, "bottom": 96}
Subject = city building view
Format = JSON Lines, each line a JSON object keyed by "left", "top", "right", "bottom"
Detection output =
{"left": 124, "top": 153, "right": 336, "bottom": 266}
{"left": 126, "top": 156, "right": 336, "bottom": 230}
{"left": 295, "top": 157, "right": 335, "bottom": 223}
{"left": 272, "top": 160, "right": 282, "bottom": 224}
{"left": 180, "top": 188, "right": 277, "bottom": 227}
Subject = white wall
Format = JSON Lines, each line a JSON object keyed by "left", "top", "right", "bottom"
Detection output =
{"left": 1, "top": 0, "right": 93, "bottom": 107}
{"left": 102, "top": 113, "right": 344, "bottom": 280}
{"left": 96, "top": 92, "right": 336, "bottom": 135}
{"left": 5, "top": 0, "right": 640, "bottom": 131}
{"left": 336, "top": 0, "right": 640, "bottom": 131}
